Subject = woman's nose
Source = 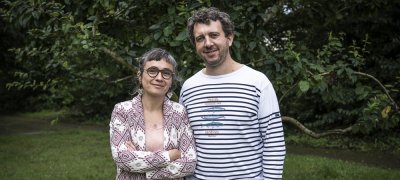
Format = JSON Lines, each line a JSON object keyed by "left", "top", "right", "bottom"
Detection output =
{"left": 154, "top": 72, "right": 164, "bottom": 80}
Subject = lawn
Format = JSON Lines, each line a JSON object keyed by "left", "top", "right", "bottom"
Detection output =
{"left": 1, "top": 129, "right": 400, "bottom": 180}
{"left": 285, "top": 154, "right": 400, "bottom": 179}
{"left": 0, "top": 130, "right": 115, "bottom": 180}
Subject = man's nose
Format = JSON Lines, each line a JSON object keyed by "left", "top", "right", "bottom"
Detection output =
{"left": 204, "top": 36, "right": 213, "bottom": 47}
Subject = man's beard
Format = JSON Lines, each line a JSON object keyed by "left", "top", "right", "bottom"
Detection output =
{"left": 202, "top": 45, "right": 229, "bottom": 67}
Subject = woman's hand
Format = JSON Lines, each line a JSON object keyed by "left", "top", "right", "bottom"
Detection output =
{"left": 125, "top": 141, "right": 136, "bottom": 151}
{"left": 125, "top": 141, "right": 181, "bottom": 161}
{"left": 168, "top": 149, "right": 181, "bottom": 161}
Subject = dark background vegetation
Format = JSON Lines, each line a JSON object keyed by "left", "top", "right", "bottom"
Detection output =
{"left": 1, "top": 0, "right": 399, "bottom": 140}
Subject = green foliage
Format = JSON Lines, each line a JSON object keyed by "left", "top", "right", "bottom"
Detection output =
{"left": 1, "top": 0, "right": 399, "bottom": 134}
{"left": 258, "top": 0, "right": 400, "bottom": 134}
{"left": 354, "top": 95, "right": 400, "bottom": 134}
{"left": 2, "top": 0, "right": 137, "bottom": 117}
{"left": 271, "top": 32, "right": 399, "bottom": 133}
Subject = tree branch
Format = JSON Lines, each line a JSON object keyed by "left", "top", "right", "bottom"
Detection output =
{"left": 282, "top": 116, "right": 353, "bottom": 138}
{"left": 102, "top": 47, "right": 137, "bottom": 74}
{"left": 279, "top": 70, "right": 399, "bottom": 112}
{"left": 279, "top": 81, "right": 299, "bottom": 103}
{"left": 75, "top": 74, "right": 133, "bottom": 84}
{"left": 112, "top": 75, "right": 134, "bottom": 83}
{"left": 353, "top": 71, "right": 399, "bottom": 111}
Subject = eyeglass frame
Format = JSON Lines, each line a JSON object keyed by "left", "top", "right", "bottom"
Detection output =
{"left": 144, "top": 66, "right": 174, "bottom": 80}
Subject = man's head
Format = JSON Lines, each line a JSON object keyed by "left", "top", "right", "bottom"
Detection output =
{"left": 187, "top": 7, "right": 234, "bottom": 46}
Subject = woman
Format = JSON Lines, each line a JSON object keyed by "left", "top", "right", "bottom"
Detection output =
{"left": 109, "top": 48, "right": 196, "bottom": 179}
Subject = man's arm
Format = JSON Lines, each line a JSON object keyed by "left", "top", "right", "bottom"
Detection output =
{"left": 258, "top": 83, "right": 286, "bottom": 179}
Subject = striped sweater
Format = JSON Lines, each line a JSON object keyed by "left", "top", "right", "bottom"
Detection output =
{"left": 179, "top": 65, "right": 285, "bottom": 179}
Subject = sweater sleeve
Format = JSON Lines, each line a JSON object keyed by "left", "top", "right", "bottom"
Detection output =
{"left": 258, "top": 83, "right": 286, "bottom": 179}
{"left": 145, "top": 109, "right": 197, "bottom": 179}
{"left": 109, "top": 104, "right": 170, "bottom": 173}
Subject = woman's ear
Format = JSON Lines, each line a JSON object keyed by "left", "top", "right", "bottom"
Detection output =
{"left": 137, "top": 71, "right": 141, "bottom": 82}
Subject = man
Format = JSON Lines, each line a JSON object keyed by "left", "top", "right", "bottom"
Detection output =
{"left": 179, "top": 7, "right": 286, "bottom": 180}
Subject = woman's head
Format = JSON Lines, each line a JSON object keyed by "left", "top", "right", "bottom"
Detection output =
{"left": 136, "top": 48, "right": 179, "bottom": 97}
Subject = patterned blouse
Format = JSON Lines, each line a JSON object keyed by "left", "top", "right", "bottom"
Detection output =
{"left": 109, "top": 96, "right": 196, "bottom": 179}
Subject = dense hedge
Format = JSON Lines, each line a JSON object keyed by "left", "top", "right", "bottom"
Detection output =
{"left": 1, "top": 0, "right": 399, "bottom": 134}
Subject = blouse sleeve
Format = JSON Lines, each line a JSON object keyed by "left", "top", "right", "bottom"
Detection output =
{"left": 145, "top": 109, "right": 197, "bottom": 179}
{"left": 110, "top": 104, "right": 171, "bottom": 173}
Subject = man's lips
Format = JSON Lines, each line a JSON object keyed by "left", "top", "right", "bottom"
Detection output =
{"left": 204, "top": 49, "right": 218, "bottom": 57}
{"left": 204, "top": 49, "right": 217, "bottom": 54}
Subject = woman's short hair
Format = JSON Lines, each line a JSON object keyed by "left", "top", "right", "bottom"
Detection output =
{"left": 137, "top": 48, "right": 180, "bottom": 95}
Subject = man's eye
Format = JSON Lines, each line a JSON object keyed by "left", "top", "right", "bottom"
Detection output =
{"left": 196, "top": 37, "right": 204, "bottom": 42}
{"left": 210, "top": 33, "right": 219, "bottom": 38}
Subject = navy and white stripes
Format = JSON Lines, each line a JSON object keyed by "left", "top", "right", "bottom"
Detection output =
{"left": 180, "top": 66, "right": 285, "bottom": 179}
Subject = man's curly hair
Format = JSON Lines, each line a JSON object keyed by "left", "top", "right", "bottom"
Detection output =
{"left": 187, "top": 7, "right": 235, "bottom": 46}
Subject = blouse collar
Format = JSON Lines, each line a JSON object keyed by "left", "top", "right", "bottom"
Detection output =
{"left": 131, "top": 95, "right": 173, "bottom": 120}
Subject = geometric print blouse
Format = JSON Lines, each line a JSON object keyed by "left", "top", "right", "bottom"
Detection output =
{"left": 109, "top": 95, "right": 196, "bottom": 179}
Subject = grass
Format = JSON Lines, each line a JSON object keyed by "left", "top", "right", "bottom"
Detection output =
{"left": 285, "top": 154, "right": 400, "bottom": 179}
{"left": 1, "top": 129, "right": 400, "bottom": 180}
{"left": 285, "top": 131, "right": 400, "bottom": 154}
{"left": 0, "top": 130, "right": 115, "bottom": 180}
{"left": 18, "top": 110, "right": 64, "bottom": 119}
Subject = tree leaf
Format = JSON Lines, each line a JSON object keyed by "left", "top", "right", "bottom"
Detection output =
{"left": 176, "top": 31, "right": 187, "bottom": 41}
{"left": 249, "top": 41, "right": 256, "bottom": 50}
{"left": 381, "top": 106, "right": 391, "bottom": 119}
{"left": 154, "top": 32, "right": 162, "bottom": 40}
{"left": 149, "top": 24, "right": 160, "bottom": 30}
{"left": 163, "top": 26, "right": 173, "bottom": 36}
{"left": 299, "top": 80, "right": 310, "bottom": 92}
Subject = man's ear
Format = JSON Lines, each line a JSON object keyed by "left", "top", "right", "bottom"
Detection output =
{"left": 227, "top": 33, "right": 234, "bottom": 46}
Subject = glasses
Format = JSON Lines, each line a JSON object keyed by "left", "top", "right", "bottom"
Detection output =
{"left": 145, "top": 66, "right": 174, "bottom": 80}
